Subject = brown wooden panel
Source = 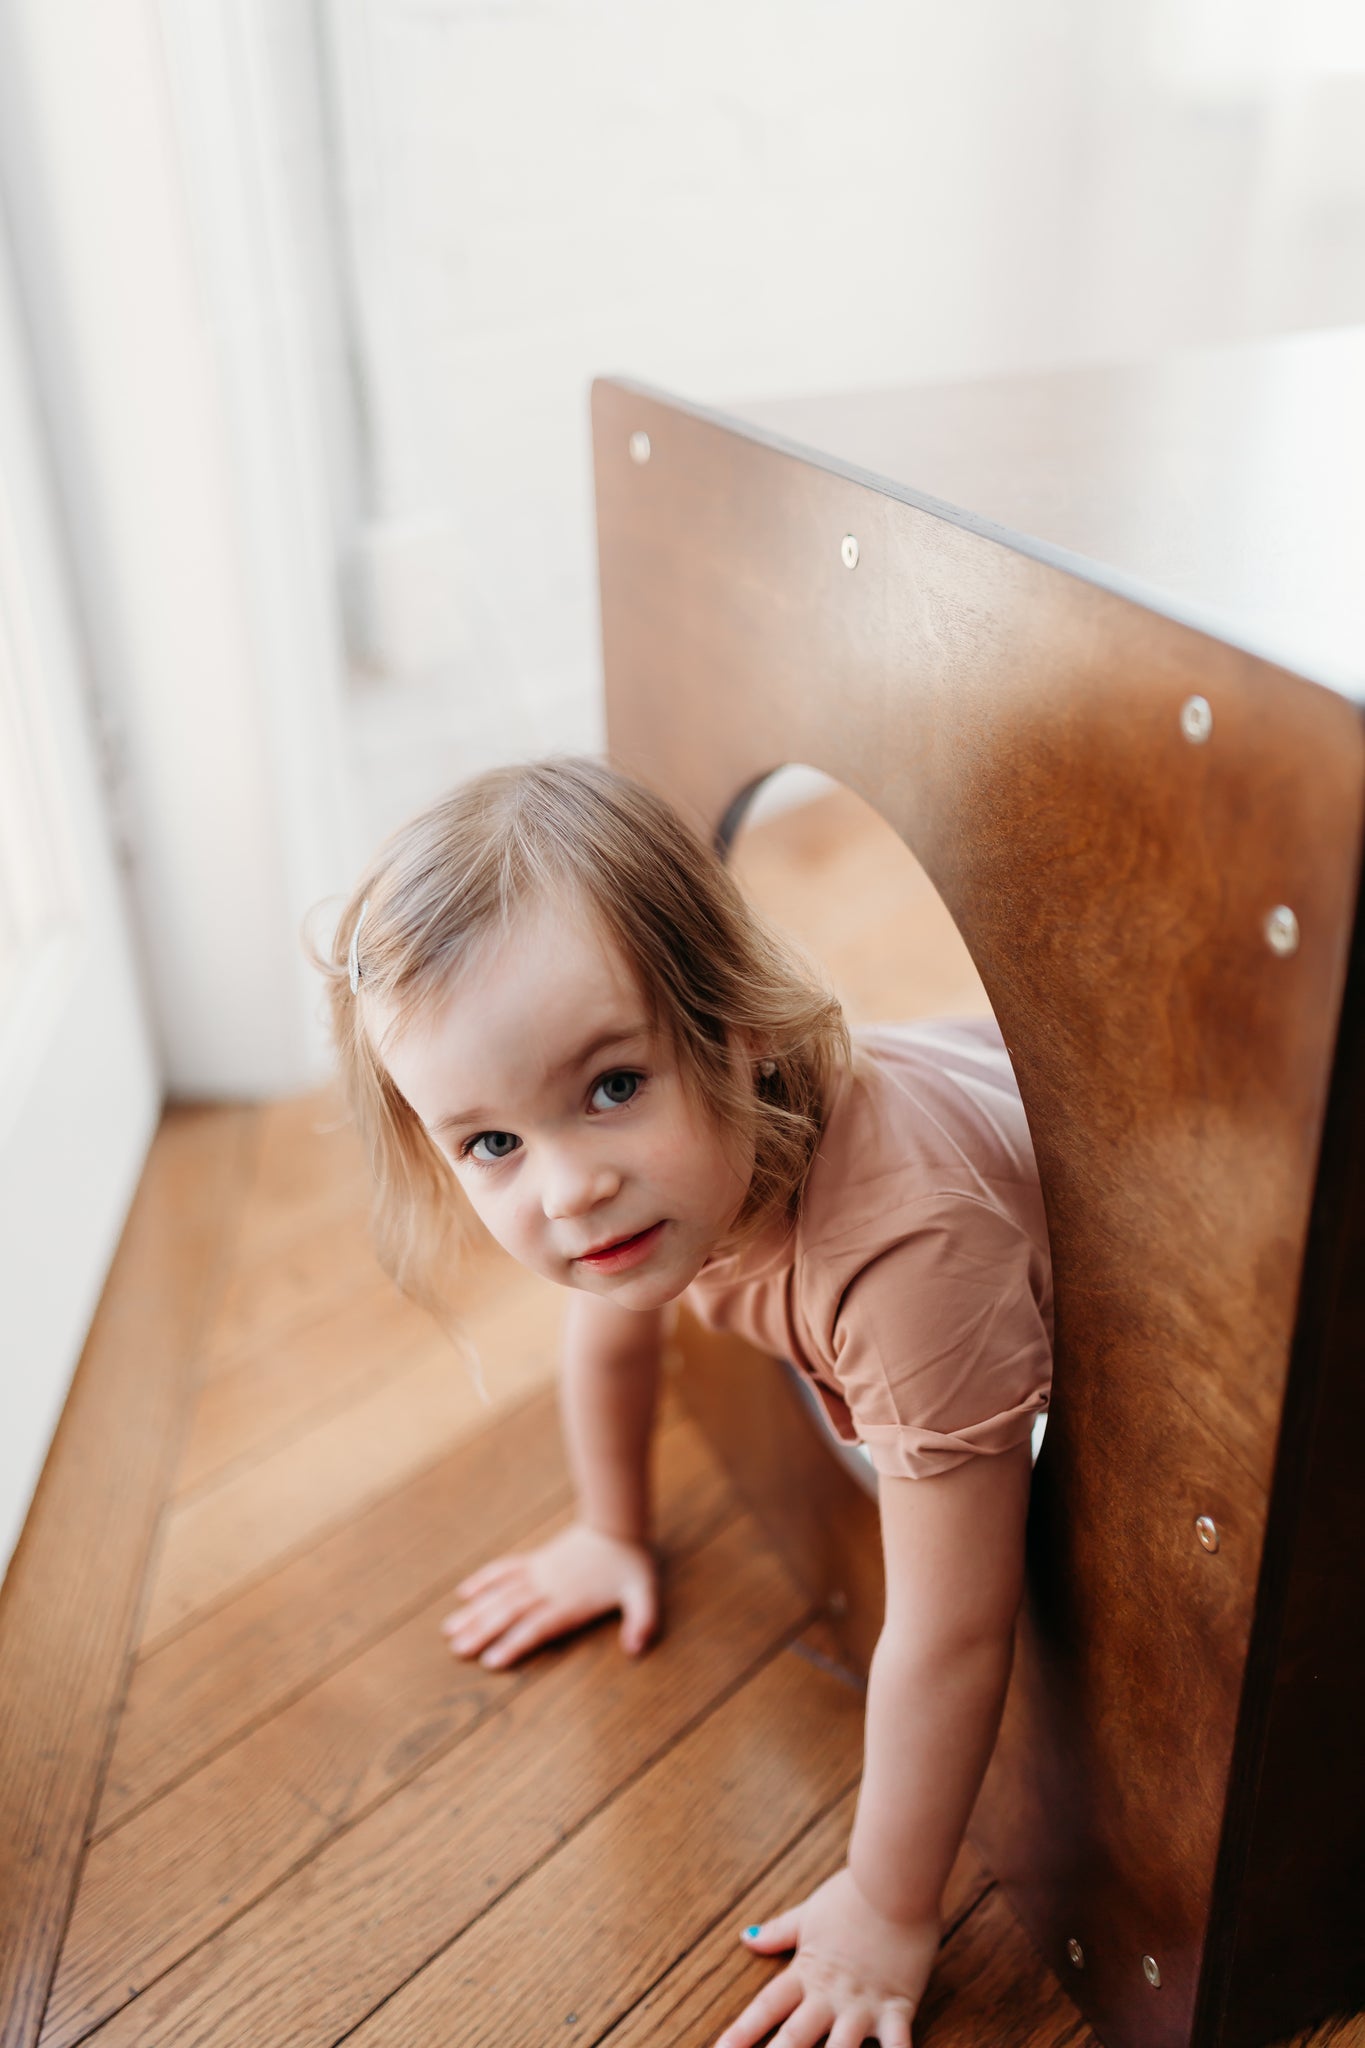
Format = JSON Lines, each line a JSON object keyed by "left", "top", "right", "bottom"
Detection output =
{"left": 593, "top": 376, "right": 1365, "bottom": 2048}
{"left": 1200, "top": 904, "right": 1365, "bottom": 2047}
{"left": 0, "top": 1104, "right": 253, "bottom": 2048}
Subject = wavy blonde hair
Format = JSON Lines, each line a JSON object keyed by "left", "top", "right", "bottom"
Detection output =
{"left": 309, "top": 756, "right": 850, "bottom": 1330}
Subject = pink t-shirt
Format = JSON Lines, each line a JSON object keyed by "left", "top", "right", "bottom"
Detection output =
{"left": 684, "top": 1017, "right": 1053, "bottom": 1480}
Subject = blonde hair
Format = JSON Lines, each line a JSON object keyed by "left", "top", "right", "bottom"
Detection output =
{"left": 310, "top": 755, "right": 850, "bottom": 1328}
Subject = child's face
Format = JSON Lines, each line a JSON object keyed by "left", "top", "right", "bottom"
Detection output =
{"left": 367, "top": 895, "right": 755, "bottom": 1311}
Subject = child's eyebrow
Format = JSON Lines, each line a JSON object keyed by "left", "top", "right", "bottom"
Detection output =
{"left": 432, "top": 1022, "right": 649, "bottom": 1134}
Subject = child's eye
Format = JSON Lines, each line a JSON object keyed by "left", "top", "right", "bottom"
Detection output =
{"left": 464, "top": 1130, "right": 521, "bottom": 1164}
{"left": 590, "top": 1070, "right": 641, "bottom": 1111}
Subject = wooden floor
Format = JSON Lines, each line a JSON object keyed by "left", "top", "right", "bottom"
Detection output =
{"left": 4, "top": 787, "right": 1351, "bottom": 2047}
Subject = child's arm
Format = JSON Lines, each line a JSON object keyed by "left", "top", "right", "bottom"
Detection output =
{"left": 720, "top": 1442, "right": 1033, "bottom": 2048}
{"left": 441, "top": 1293, "right": 665, "bottom": 1669}
{"left": 558, "top": 1291, "right": 665, "bottom": 1544}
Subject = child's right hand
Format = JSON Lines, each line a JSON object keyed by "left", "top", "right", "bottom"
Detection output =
{"left": 440, "top": 1523, "right": 660, "bottom": 1669}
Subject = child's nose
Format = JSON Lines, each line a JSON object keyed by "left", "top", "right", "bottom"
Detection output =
{"left": 540, "top": 1151, "right": 621, "bottom": 1221}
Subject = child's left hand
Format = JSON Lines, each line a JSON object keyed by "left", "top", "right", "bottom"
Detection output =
{"left": 716, "top": 1865, "right": 938, "bottom": 2048}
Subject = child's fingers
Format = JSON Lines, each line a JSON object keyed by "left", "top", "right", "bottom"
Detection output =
{"left": 714, "top": 1965, "right": 803, "bottom": 2048}
{"left": 740, "top": 1908, "right": 801, "bottom": 1953}
{"left": 443, "top": 1569, "right": 532, "bottom": 1634}
{"left": 826, "top": 2011, "right": 877, "bottom": 2048}
{"left": 452, "top": 1554, "right": 526, "bottom": 1600}
{"left": 618, "top": 1577, "right": 660, "bottom": 1656}
{"left": 479, "top": 1603, "right": 559, "bottom": 1668}
{"left": 769, "top": 2002, "right": 835, "bottom": 2048}
{"left": 443, "top": 1587, "right": 537, "bottom": 1656}
{"left": 876, "top": 2008, "right": 914, "bottom": 2048}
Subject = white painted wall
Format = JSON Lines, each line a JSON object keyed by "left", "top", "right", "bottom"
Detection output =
{"left": 0, "top": 0, "right": 355, "bottom": 1100}
{"left": 3, "top": 0, "right": 1363, "bottom": 1093}
{"left": 311, "top": 1, "right": 1365, "bottom": 851}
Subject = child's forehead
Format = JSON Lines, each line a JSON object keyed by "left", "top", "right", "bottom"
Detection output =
{"left": 438, "top": 891, "right": 651, "bottom": 1032}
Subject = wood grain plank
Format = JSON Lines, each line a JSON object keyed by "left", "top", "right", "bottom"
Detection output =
{"left": 137, "top": 1268, "right": 566, "bottom": 1646}
{"left": 599, "top": 1795, "right": 991, "bottom": 2048}
{"left": 219, "top": 1088, "right": 372, "bottom": 1266}
{"left": 169, "top": 1277, "right": 442, "bottom": 1498}
{"left": 44, "top": 1413, "right": 729, "bottom": 2048}
{"left": 343, "top": 1629, "right": 866, "bottom": 2048}
{"left": 76, "top": 1511, "right": 813, "bottom": 2048}
{"left": 0, "top": 1104, "right": 253, "bottom": 2048}
{"left": 94, "top": 1383, "right": 577, "bottom": 1833}
{"left": 193, "top": 1198, "right": 392, "bottom": 1376}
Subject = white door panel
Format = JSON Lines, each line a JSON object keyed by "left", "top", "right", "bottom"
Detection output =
{"left": 0, "top": 216, "right": 159, "bottom": 1582}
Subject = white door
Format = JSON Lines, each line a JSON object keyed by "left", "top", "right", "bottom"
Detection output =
{"left": 0, "top": 215, "right": 159, "bottom": 1582}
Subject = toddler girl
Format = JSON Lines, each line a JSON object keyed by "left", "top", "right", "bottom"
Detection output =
{"left": 319, "top": 755, "right": 1052, "bottom": 2048}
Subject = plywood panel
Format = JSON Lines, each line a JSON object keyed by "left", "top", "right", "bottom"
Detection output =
{"left": 593, "top": 374, "right": 1365, "bottom": 2048}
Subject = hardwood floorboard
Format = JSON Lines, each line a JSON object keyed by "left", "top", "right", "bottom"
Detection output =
{"left": 94, "top": 1383, "right": 580, "bottom": 1834}
{"left": 914, "top": 1887, "right": 1097, "bottom": 2048}
{"left": 168, "top": 1277, "right": 442, "bottom": 1499}
{"left": 341, "top": 1628, "right": 866, "bottom": 2048}
{"left": 70, "top": 1512, "right": 813, "bottom": 2048}
{"left": 218, "top": 1088, "right": 372, "bottom": 1262}
{"left": 136, "top": 1267, "right": 567, "bottom": 1648}
{"left": 192, "top": 1198, "right": 394, "bottom": 1378}
{"left": 44, "top": 1408, "right": 732, "bottom": 2048}
{"left": 0, "top": 1105, "right": 255, "bottom": 2048}
{"left": 596, "top": 1794, "right": 991, "bottom": 2048}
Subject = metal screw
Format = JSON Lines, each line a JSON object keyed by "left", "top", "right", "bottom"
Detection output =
{"left": 1195, "top": 1515, "right": 1220, "bottom": 1553}
{"left": 1180, "top": 696, "right": 1213, "bottom": 744}
{"left": 1265, "top": 906, "right": 1300, "bottom": 957}
{"left": 840, "top": 534, "right": 860, "bottom": 570}
{"left": 1143, "top": 1956, "right": 1162, "bottom": 1988}
{"left": 629, "top": 430, "right": 651, "bottom": 465}
{"left": 1067, "top": 1938, "right": 1085, "bottom": 1969}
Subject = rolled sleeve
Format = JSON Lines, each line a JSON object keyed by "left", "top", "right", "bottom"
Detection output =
{"left": 829, "top": 1198, "right": 1053, "bottom": 1480}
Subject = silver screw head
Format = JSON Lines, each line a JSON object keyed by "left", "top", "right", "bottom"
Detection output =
{"left": 1143, "top": 1955, "right": 1162, "bottom": 1988}
{"left": 1195, "top": 1515, "right": 1220, "bottom": 1553}
{"left": 1180, "top": 695, "right": 1213, "bottom": 744}
{"left": 628, "top": 430, "right": 651, "bottom": 465}
{"left": 1265, "top": 906, "right": 1300, "bottom": 956}
{"left": 1067, "top": 1938, "right": 1085, "bottom": 1969}
{"left": 840, "top": 533, "right": 860, "bottom": 570}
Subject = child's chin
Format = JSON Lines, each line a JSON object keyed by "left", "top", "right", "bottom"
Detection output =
{"left": 581, "top": 1265, "right": 690, "bottom": 1310}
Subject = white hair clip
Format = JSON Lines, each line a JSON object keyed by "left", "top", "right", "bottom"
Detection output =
{"left": 348, "top": 898, "right": 370, "bottom": 994}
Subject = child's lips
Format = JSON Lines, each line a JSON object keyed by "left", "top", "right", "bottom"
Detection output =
{"left": 575, "top": 1221, "right": 666, "bottom": 1273}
